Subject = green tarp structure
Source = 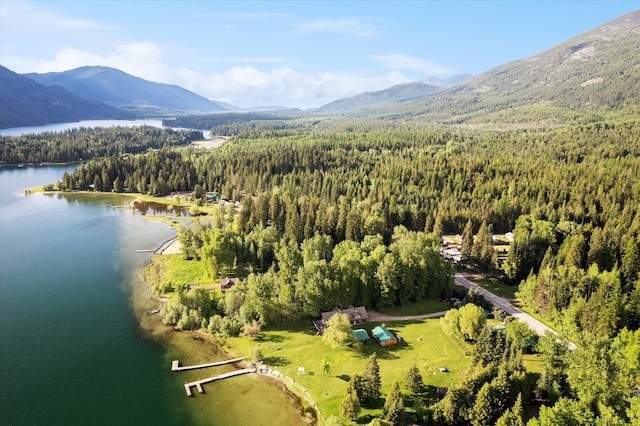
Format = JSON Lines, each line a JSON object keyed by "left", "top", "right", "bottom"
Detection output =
{"left": 353, "top": 329, "right": 370, "bottom": 341}
{"left": 371, "top": 325, "right": 398, "bottom": 346}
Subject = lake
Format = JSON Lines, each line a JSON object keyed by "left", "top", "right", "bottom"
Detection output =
{"left": 0, "top": 166, "right": 183, "bottom": 424}
{"left": 0, "top": 119, "right": 211, "bottom": 139}
{"left": 0, "top": 166, "right": 307, "bottom": 426}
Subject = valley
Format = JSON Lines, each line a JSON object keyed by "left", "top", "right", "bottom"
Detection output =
{"left": 1, "top": 5, "right": 639, "bottom": 426}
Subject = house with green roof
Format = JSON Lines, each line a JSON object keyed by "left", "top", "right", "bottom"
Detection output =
{"left": 371, "top": 325, "right": 398, "bottom": 347}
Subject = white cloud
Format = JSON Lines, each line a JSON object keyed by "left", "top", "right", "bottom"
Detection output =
{"left": 34, "top": 42, "right": 172, "bottom": 83}
{"left": 295, "top": 18, "right": 377, "bottom": 37}
{"left": 32, "top": 41, "right": 415, "bottom": 109}
{"left": 0, "top": 1, "right": 117, "bottom": 38}
{"left": 199, "top": 57, "right": 293, "bottom": 65}
{"left": 181, "top": 66, "right": 411, "bottom": 108}
{"left": 371, "top": 53, "right": 454, "bottom": 76}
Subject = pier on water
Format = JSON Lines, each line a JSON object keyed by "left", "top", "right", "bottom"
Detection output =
{"left": 171, "top": 356, "right": 245, "bottom": 371}
{"left": 183, "top": 369, "right": 252, "bottom": 396}
{"left": 171, "top": 356, "right": 253, "bottom": 396}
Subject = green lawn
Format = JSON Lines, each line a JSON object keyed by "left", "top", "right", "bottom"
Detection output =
{"left": 377, "top": 299, "right": 451, "bottom": 316}
{"left": 224, "top": 319, "right": 473, "bottom": 421}
{"left": 143, "top": 254, "right": 211, "bottom": 292}
{"left": 467, "top": 276, "right": 518, "bottom": 299}
{"left": 522, "top": 353, "right": 544, "bottom": 375}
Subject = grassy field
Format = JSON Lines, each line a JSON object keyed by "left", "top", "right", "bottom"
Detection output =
{"left": 143, "top": 254, "right": 212, "bottom": 292}
{"left": 466, "top": 276, "right": 519, "bottom": 299}
{"left": 522, "top": 353, "right": 544, "bottom": 375}
{"left": 223, "top": 319, "right": 473, "bottom": 421}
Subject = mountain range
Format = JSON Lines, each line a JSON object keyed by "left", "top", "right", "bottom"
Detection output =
{"left": 356, "top": 10, "right": 640, "bottom": 125}
{"left": 0, "top": 65, "right": 129, "bottom": 129}
{"left": 315, "top": 73, "right": 476, "bottom": 114}
{"left": 25, "top": 66, "right": 227, "bottom": 114}
{"left": 1, "top": 10, "right": 638, "bottom": 129}
{"left": 316, "top": 81, "right": 445, "bottom": 114}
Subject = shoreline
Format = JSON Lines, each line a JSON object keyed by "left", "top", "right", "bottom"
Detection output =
{"left": 128, "top": 220, "right": 313, "bottom": 426}
{"left": 20, "top": 185, "right": 317, "bottom": 425}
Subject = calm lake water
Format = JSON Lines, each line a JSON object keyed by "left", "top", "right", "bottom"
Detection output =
{"left": 0, "top": 119, "right": 211, "bottom": 139}
{"left": 0, "top": 166, "right": 307, "bottom": 426}
{"left": 0, "top": 166, "right": 184, "bottom": 425}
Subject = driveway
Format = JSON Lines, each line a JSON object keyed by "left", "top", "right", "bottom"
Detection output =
{"left": 454, "top": 273, "right": 576, "bottom": 350}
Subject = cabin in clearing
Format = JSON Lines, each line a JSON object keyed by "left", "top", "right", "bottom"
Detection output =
{"left": 321, "top": 306, "right": 368, "bottom": 325}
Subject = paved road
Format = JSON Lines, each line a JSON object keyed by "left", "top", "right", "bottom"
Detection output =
{"left": 454, "top": 273, "right": 576, "bottom": 351}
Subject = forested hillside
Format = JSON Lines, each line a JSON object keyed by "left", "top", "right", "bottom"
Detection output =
{"left": 0, "top": 65, "right": 127, "bottom": 129}
{"left": 316, "top": 82, "right": 443, "bottom": 114}
{"left": 350, "top": 10, "right": 640, "bottom": 126}
{"left": 25, "top": 66, "right": 229, "bottom": 114}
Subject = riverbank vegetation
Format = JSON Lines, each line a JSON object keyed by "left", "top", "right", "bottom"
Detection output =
{"left": 45, "top": 116, "right": 640, "bottom": 424}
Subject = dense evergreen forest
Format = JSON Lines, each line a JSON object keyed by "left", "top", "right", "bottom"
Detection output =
{"left": 0, "top": 126, "right": 202, "bottom": 164}
{"left": 13, "top": 117, "right": 640, "bottom": 424}
{"left": 163, "top": 112, "right": 307, "bottom": 136}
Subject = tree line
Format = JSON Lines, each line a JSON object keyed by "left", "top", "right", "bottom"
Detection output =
{"left": 0, "top": 126, "right": 202, "bottom": 164}
{"left": 160, "top": 224, "right": 451, "bottom": 336}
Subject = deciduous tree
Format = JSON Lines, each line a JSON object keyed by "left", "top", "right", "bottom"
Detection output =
{"left": 321, "top": 313, "right": 355, "bottom": 348}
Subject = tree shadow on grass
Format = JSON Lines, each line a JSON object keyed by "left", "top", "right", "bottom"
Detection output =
{"left": 263, "top": 356, "right": 290, "bottom": 367}
{"left": 259, "top": 333, "right": 287, "bottom": 343}
{"left": 356, "top": 414, "right": 378, "bottom": 424}
{"left": 347, "top": 338, "right": 409, "bottom": 361}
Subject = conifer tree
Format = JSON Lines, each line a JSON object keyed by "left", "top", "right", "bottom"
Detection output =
{"left": 383, "top": 381, "right": 405, "bottom": 425}
{"left": 404, "top": 364, "right": 424, "bottom": 394}
{"left": 461, "top": 218, "right": 474, "bottom": 260}
{"left": 361, "top": 353, "right": 381, "bottom": 404}
{"left": 340, "top": 376, "right": 361, "bottom": 421}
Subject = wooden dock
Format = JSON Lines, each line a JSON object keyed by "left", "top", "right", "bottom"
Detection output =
{"left": 171, "top": 356, "right": 245, "bottom": 371}
{"left": 184, "top": 368, "right": 252, "bottom": 396}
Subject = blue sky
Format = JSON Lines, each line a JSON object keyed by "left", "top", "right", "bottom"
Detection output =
{"left": 1, "top": 0, "right": 637, "bottom": 108}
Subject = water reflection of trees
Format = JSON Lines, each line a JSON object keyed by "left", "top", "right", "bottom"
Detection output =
{"left": 133, "top": 201, "right": 191, "bottom": 216}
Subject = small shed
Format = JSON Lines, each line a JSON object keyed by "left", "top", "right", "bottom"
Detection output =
{"left": 371, "top": 326, "right": 398, "bottom": 347}
{"left": 353, "top": 329, "right": 370, "bottom": 342}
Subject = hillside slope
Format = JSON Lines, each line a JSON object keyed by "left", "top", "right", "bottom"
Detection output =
{"left": 357, "top": 10, "right": 640, "bottom": 125}
{"left": 25, "top": 66, "right": 228, "bottom": 114}
{"left": 317, "top": 82, "right": 443, "bottom": 114}
{"left": 0, "top": 65, "right": 128, "bottom": 129}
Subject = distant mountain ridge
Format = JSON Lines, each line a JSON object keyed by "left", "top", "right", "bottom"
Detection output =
{"left": 25, "top": 66, "right": 228, "bottom": 114}
{"left": 420, "top": 73, "right": 475, "bottom": 87}
{"left": 317, "top": 82, "right": 443, "bottom": 114}
{"left": 360, "top": 10, "right": 640, "bottom": 125}
{"left": 0, "top": 65, "right": 128, "bottom": 129}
